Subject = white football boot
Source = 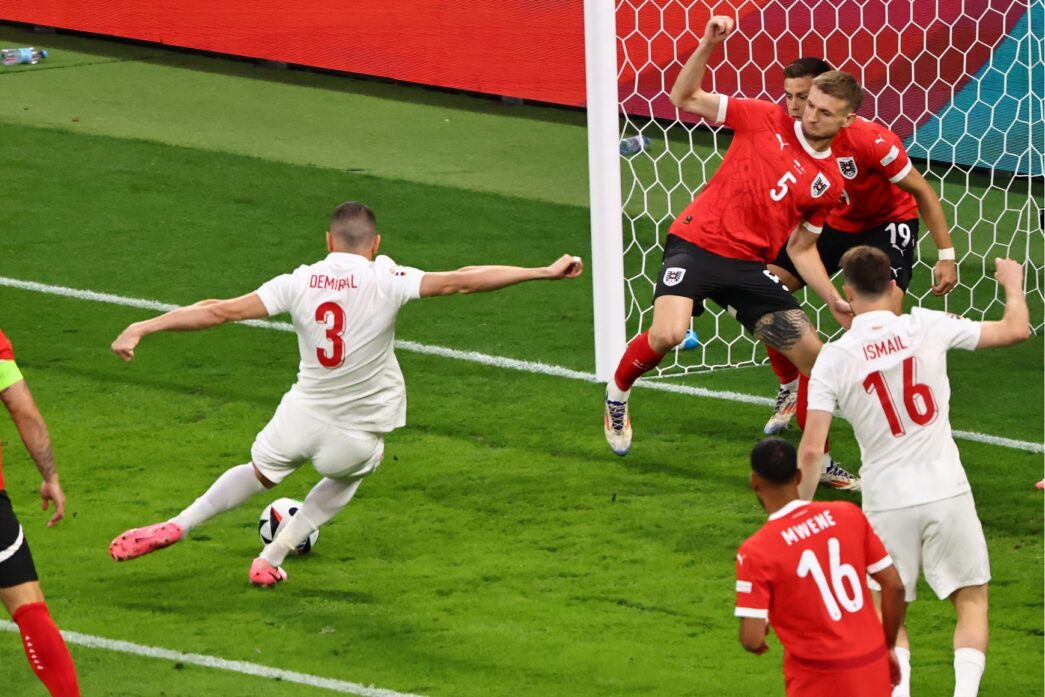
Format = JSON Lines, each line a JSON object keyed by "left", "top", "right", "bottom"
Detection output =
{"left": 604, "top": 385, "right": 632, "bottom": 456}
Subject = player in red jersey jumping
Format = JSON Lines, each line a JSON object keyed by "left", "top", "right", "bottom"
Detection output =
{"left": 736, "top": 437, "right": 905, "bottom": 696}
{"left": 761, "top": 58, "right": 959, "bottom": 441}
{"left": 603, "top": 16, "right": 854, "bottom": 457}
{"left": 0, "top": 329, "right": 80, "bottom": 696}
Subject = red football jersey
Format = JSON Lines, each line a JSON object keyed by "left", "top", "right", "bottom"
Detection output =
{"left": 735, "top": 500, "right": 892, "bottom": 665}
{"left": 827, "top": 118, "right": 918, "bottom": 232}
{"left": 669, "top": 97, "right": 845, "bottom": 263}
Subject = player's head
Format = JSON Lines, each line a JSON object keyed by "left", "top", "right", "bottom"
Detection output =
{"left": 840, "top": 245, "right": 895, "bottom": 307}
{"left": 783, "top": 57, "right": 832, "bottom": 119}
{"left": 328, "top": 201, "right": 381, "bottom": 258}
{"left": 802, "top": 70, "right": 861, "bottom": 140}
{"left": 749, "top": 437, "right": 801, "bottom": 509}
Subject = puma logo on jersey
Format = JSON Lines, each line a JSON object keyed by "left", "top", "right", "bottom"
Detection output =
{"left": 810, "top": 172, "right": 831, "bottom": 198}
{"left": 837, "top": 156, "right": 858, "bottom": 179}
{"left": 776, "top": 133, "right": 788, "bottom": 150}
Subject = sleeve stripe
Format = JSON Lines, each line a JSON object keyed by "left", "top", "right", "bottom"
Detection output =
{"left": 735, "top": 607, "right": 769, "bottom": 619}
{"left": 736, "top": 580, "right": 753, "bottom": 593}
{"left": 887, "top": 161, "right": 913, "bottom": 183}
{"left": 867, "top": 555, "right": 894, "bottom": 574}
{"left": 715, "top": 95, "right": 728, "bottom": 124}
{"left": 802, "top": 221, "right": 823, "bottom": 234}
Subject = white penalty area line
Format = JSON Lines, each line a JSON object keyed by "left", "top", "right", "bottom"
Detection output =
{"left": 2, "top": 275, "right": 1042, "bottom": 455}
{"left": 0, "top": 620, "right": 425, "bottom": 697}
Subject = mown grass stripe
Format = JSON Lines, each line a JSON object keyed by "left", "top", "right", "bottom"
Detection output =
{"left": 2, "top": 275, "right": 1041, "bottom": 454}
{"left": 0, "top": 620, "right": 426, "bottom": 697}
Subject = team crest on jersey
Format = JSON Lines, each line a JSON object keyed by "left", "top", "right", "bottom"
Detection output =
{"left": 836, "top": 156, "right": 858, "bottom": 179}
{"left": 810, "top": 172, "right": 831, "bottom": 198}
{"left": 663, "top": 267, "right": 686, "bottom": 286}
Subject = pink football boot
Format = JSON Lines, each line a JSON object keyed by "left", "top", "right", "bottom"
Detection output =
{"left": 249, "top": 557, "right": 288, "bottom": 587}
{"left": 109, "top": 522, "right": 184, "bottom": 561}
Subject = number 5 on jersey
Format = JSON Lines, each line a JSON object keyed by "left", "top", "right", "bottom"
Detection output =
{"left": 315, "top": 301, "right": 347, "bottom": 368}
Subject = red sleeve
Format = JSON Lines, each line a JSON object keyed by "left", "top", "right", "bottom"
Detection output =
{"left": 868, "top": 127, "right": 912, "bottom": 184}
{"left": 735, "top": 540, "right": 771, "bottom": 619}
{"left": 803, "top": 206, "right": 828, "bottom": 233}
{"left": 0, "top": 330, "right": 13, "bottom": 361}
{"left": 722, "top": 97, "right": 777, "bottom": 134}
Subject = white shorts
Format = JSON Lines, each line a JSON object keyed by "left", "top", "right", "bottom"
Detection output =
{"left": 866, "top": 491, "right": 990, "bottom": 602}
{"left": 251, "top": 393, "right": 384, "bottom": 484}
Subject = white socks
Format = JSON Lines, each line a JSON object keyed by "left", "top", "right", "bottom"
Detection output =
{"left": 606, "top": 381, "right": 630, "bottom": 403}
{"left": 783, "top": 377, "right": 800, "bottom": 393}
{"left": 260, "top": 477, "right": 362, "bottom": 567}
{"left": 170, "top": 463, "right": 267, "bottom": 532}
{"left": 953, "top": 648, "right": 986, "bottom": 697}
{"left": 892, "top": 647, "right": 911, "bottom": 697}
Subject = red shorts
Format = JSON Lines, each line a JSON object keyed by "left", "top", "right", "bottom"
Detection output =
{"left": 784, "top": 648, "right": 892, "bottom": 697}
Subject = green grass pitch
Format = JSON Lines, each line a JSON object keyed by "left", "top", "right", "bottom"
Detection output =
{"left": 0, "top": 25, "right": 1041, "bottom": 697}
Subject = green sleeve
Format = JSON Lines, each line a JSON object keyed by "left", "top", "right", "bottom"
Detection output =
{"left": 0, "top": 359, "right": 23, "bottom": 392}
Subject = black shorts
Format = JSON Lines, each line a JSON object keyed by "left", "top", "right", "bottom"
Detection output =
{"left": 0, "top": 490, "right": 38, "bottom": 588}
{"left": 653, "top": 236, "right": 802, "bottom": 333}
{"left": 773, "top": 218, "right": 920, "bottom": 291}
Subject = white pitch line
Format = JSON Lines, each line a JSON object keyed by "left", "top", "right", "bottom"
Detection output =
{"left": 0, "top": 620, "right": 426, "bottom": 697}
{"left": 2, "top": 275, "right": 1042, "bottom": 454}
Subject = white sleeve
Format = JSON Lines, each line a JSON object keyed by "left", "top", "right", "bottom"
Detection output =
{"left": 914, "top": 307, "right": 981, "bottom": 351}
{"left": 255, "top": 272, "right": 298, "bottom": 316}
{"left": 374, "top": 255, "right": 425, "bottom": 307}
{"left": 807, "top": 349, "right": 839, "bottom": 413}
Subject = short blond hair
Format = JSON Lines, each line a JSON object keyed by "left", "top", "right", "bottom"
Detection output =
{"left": 812, "top": 70, "right": 863, "bottom": 113}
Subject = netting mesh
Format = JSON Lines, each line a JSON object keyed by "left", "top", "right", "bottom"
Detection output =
{"left": 615, "top": 0, "right": 1043, "bottom": 376}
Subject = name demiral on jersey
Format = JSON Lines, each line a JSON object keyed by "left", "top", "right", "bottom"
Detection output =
{"left": 780, "top": 509, "right": 838, "bottom": 546}
{"left": 861, "top": 334, "right": 910, "bottom": 361}
{"left": 309, "top": 274, "right": 358, "bottom": 291}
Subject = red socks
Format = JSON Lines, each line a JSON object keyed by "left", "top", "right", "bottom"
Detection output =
{"left": 767, "top": 346, "right": 800, "bottom": 386}
{"left": 13, "top": 602, "right": 80, "bottom": 697}
{"left": 613, "top": 331, "right": 666, "bottom": 391}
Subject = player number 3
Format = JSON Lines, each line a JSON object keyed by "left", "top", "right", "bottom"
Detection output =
{"left": 796, "top": 537, "right": 864, "bottom": 621}
{"left": 315, "top": 301, "right": 347, "bottom": 368}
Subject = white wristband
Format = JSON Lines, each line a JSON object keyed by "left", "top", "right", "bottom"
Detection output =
{"left": 938, "top": 248, "right": 956, "bottom": 261}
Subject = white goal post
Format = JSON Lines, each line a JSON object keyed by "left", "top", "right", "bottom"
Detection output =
{"left": 585, "top": 0, "right": 1044, "bottom": 381}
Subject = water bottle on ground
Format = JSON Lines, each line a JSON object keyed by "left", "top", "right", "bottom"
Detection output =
{"left": 619, "top": 134, "right": 651, "bottom": 156}
{"left": 2, "top": 48, "right": 48, "bottom": 66}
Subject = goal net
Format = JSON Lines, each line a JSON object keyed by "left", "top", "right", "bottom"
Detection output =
{"left": 599, "top": 0, "right": 1043, "bottom": 377}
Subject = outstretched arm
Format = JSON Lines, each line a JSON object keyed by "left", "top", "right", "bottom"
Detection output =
{"left": 668, "top": 16, "right": 734, "bottom": 120}
{"left": 977, "top": 258, "right": 1031, "bottom": 348}
{"left": 111, "top": 292, "right": 269, "bottom": 361}
{"left": 419, "top": 254, "right": 583, "bottom": 298}
{"left": 787, "top": 227, "right": 853, "bottom": 329}
{"left": 894, "top": 168, "right": 956, "bottom": 296}
{"left": 0, "top": 380, "right": 66, "bottom": 526}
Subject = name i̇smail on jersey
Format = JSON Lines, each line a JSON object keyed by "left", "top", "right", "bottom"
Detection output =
{"left": 669, "top": 97, "right": 846, "bottom": 263}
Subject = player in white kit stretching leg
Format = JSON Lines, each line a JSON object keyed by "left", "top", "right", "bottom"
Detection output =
{"left": 108, "top": 201, "right": 584, "bottom": 586}
{"left": 797, "top": 246, "right": 1030, "bottom": 697}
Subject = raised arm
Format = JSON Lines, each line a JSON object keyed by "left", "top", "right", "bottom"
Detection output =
{"left": 0, "top": 379, "right": 65, "bottom": 526}
{"left": 893, "top": 168, "right": 956, "bottom": 296}
{"left": 668, "top": 16, "right": 734, "bottom": 120}
{"left": 111, "top": 292, "right": 270, "bottom": 362}
{"left": 977, "top": 258, "right": 1031, "bottom": 348}
{"left": 419, "top": 254, "right": 583, "bottom": 298}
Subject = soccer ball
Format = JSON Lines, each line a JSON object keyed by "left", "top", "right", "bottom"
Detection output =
{"left": 258, "top": 497, "right": 319, "bottom": 555}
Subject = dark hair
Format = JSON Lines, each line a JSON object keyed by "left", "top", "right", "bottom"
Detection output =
{"left": 329, "top": 201, "right": 377, "bottom": 248}
{"left": 783, "top": 57, "right": 832, "bottom": 80}
{"left": 840, "top": 245, "right": 893, "bottom": 297}
{"left": 750, "top": 437, "right": 798, "bottom": 485}
{"left": 811, "top": 70, "right": 863, "bottom": 112}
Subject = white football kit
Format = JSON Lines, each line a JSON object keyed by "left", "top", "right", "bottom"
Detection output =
{"left": 250, "top": 252, "right": 424, "bottom": 482}
{"left": 809, "top": 307, "right": 990, "bottom": 600}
